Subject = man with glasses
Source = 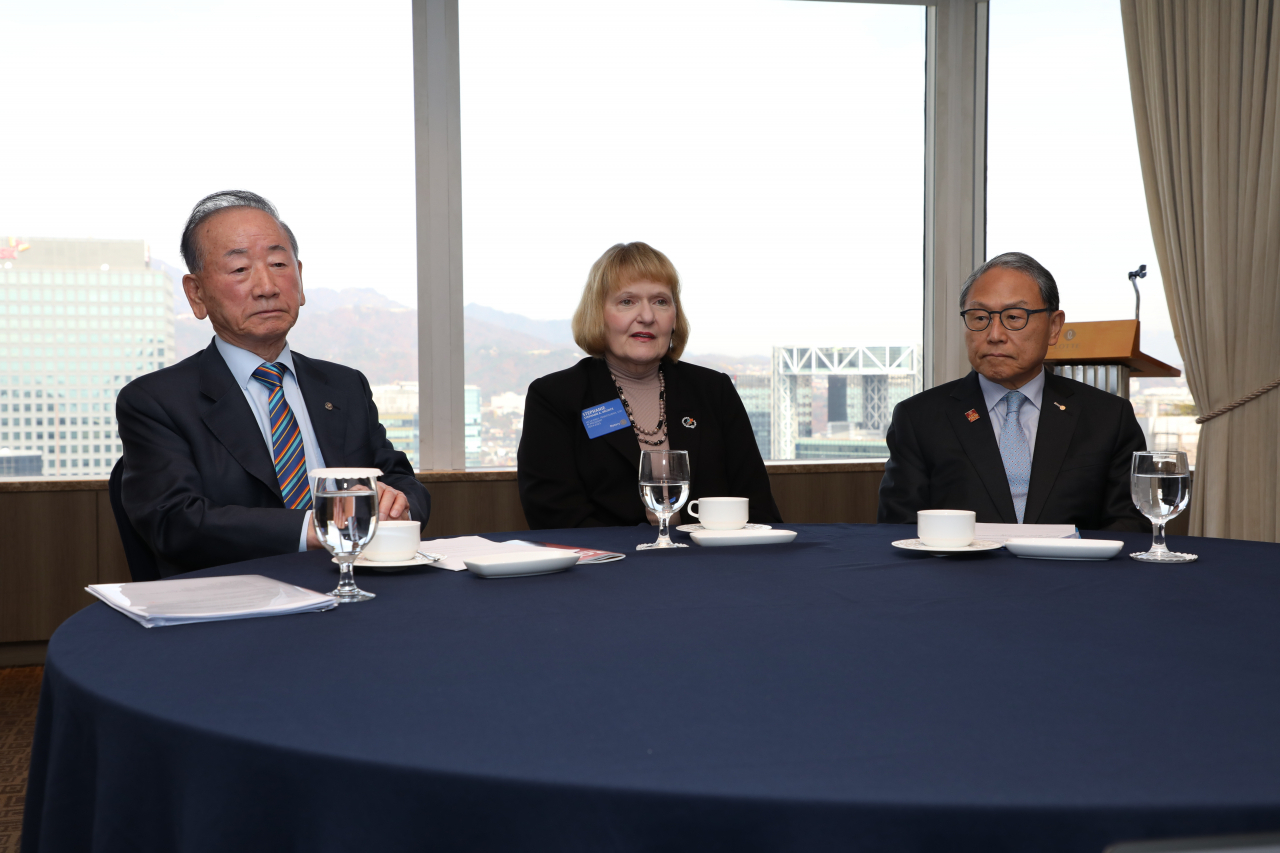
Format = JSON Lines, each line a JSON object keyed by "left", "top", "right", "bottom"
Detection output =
{"left": 878, "top": 252, "right": 1147, "bottom": 531}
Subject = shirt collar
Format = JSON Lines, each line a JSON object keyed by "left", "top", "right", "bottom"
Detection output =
{"left": 978, "top": 367, "right": 1046, "bottom": 414}
{"left": 214, "top": 336, "right": 297, "bottom": 391}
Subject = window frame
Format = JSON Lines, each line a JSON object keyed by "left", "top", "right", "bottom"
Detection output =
{"left": 413, "top": 0, "right": 990, "bottom": 470}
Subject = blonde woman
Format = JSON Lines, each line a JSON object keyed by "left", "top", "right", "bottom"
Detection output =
{"left": 517, "top": 242, "right": 780, "bottom": 529}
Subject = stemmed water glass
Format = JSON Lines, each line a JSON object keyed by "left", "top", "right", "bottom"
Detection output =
{"left": 1129, "top": 451, "right": 1197, "bottom": 563}
{"left": 637, "top": 450, "right": 691, "bottom": 550}
{"left": 311, "top": 467, "right": 382, "bottom": 602}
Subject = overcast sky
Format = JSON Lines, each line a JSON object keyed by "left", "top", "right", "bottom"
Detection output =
{"left": 2, "top": 0, "right": 1169, "bottom": 357}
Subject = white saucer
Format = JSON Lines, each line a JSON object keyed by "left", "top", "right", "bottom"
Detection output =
{"left": 464, "top": 549, "right": 579, "bottom": 578}
{"left": 891, "top": 538, "right": 1001, "bottom": 555}
{"left": 689, "top": 529, "right": 797, "bottom": 547}
{"left": 332, "top": 553, "right": 439, "bottom": 572}
{"left": 1006, "top": 538, "right": 1124, "bottom": 561}
{"left": 676, "top": 523, "right": 772, "bottom": 533}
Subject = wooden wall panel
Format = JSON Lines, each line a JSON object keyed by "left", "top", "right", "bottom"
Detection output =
{"left": 420, "top": 479, "right": 530, "bottom": 538}
{"left": 0, "top": 490, "right": 100, "bottom": 642}
{"left": 768, "top": 470, "right": 883, "bottom": 525}
{"left": 96, "top": 490, "right": 133, "bottom": 585}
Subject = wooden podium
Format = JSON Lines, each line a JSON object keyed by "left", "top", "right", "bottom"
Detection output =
{"left": 1043, "top": 320, "right": 1180, "bottom": 399}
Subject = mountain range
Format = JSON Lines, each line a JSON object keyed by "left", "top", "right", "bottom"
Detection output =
{"left": 173, "top": 288, "right": 1182, "bottom": 400}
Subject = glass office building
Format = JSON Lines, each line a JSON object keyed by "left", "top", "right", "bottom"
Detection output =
{"left": 0, "top": 238, "right": 176, "bottom": 476}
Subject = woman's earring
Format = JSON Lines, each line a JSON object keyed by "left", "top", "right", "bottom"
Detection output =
{"left": 669, "top": 337, "right": 675, "bottom": 350}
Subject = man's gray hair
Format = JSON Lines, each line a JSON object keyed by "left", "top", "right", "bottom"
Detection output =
{"left": 959, "top": 251, "right": 1059, "bottom": 312}
{"left": 180, "top": 190, "right": 299, "bottom": 273}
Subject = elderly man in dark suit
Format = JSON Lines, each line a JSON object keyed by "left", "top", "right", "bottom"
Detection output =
{"left": 878, "top": 252, "right": 1147, "bottom": 532}
{"left": 117, "top": 191, "right": 430, "bottom": 577}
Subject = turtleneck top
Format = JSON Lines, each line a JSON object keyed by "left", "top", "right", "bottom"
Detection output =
{"left": 604, "top": 356, "right": 679, "bottom": 526}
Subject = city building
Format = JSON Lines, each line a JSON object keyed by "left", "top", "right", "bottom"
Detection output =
{"left": 0, "top": 448, "right": 42, "bottom": 477}
{"left": 0, "top": 238, "right": 176, "bottom": 476}
{"left": 465, "top": 385, "right": 482, "bottom": 468}
{"left": 769, "top": 345, "right": 921, "bottom": 460}
{"left": 369, "top": 381, "right": 421, "bottom": 469}
{"left": 732, "top": 374, "right": 772, "bottom": 460}
{"left": 1129, "top": 380, "right": 1200, "bottom": 466}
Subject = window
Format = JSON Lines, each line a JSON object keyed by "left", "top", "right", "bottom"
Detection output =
{"left": 459, "top": 0, "right": 926, "bottom": 465}
{"left": 2, "top": 0, "right": 417, "bottom": 475}
{"left": 987, "top": 0, "right": 1196, "bottom": 461}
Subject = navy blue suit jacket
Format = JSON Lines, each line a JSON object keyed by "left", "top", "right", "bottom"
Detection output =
{"left": 878, "top": 370, "right": 1148, "bottom": 532}
{"left": 117, "top": 338, "right": 429, "bottom": 577}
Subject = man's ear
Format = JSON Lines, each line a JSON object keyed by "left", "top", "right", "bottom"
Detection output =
{"left": 297, "top": 260, "right": 305, "bottom": 307}
{"left": 182, "top": 273, "right": 208, "bottom": 321}
{"left": 1047, "top": 309, "right": 1066, "bottom": 347}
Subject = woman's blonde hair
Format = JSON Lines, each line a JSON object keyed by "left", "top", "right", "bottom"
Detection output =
{"left": 571, "top": 242, "right": 690, "bottom": 361}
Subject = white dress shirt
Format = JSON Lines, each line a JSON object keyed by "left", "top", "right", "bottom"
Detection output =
{"left": 977, "top": 367, "right": 1046, "bottom": 457}
{"left": 215, "top": 337, "right": 327, "bottom": 552}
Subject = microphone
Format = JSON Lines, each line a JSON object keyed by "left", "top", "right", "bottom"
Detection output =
{"left": 1128, "top": 264, "right": 1147, "bottom": 320}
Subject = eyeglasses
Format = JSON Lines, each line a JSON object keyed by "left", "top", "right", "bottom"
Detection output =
{"left": 960, "top": 307, "right": 1052, "bottom": 332}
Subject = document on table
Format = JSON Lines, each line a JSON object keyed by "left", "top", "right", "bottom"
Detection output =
{"left": 86, "top": 575, "right": 337, "bottom": 628}
{"left": 975, "top": 523, "right": 1079, "bottom": 545}
{"left": 418, "top": 535, "right": 547, "bottom": 571}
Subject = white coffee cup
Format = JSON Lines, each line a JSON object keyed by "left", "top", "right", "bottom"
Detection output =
{"left": 363, "top": 519, "right": 421, "bottom": 562}
{"left": 687, "top": 497, "right": 749, "bottom": 530}
{"left": 916, "top": 509, "right": 975, "bottom": 547}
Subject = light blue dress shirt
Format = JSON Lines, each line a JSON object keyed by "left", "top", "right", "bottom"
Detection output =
{"left": 977, "top": 367, "right": 1045, "bottom": 455}
{"left": 215, "top": 337, "right": 327, "bottom": 552}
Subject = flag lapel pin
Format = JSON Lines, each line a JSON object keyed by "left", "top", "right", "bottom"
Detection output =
{"left": 965, "top": 409, "right": 980, "bottom": 423}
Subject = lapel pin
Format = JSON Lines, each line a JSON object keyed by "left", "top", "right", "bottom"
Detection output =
{"left": 965, "top": 409, "right": 980, "bottom": 423}
{"left": 325, "top": 402, "right": 333, "bottom": 410}
{"left": 1054, "top": 402, "right": 1065, "bottom": 411}
{"left": 682, "top": 416, "right": 697, "bottom": 428}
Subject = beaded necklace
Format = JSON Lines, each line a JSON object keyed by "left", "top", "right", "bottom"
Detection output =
{"left": 611, "top": 368, "right": 667, "bottom": 447}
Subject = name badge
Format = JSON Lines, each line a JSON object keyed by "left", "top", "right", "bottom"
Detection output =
{"left": 581, "top": 398, "right": 631, "bottom": 439}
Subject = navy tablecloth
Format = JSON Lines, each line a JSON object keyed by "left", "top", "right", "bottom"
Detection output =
{"left": 21, "top": 524, "right": 1280, "bottom": 852}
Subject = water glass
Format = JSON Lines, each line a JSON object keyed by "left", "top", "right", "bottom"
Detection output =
{"left": 1129, "top": 451, "right": 1197, "bottom": 563}
{"left": 311, "top": 467, "right": 383, "bottom": 602}
{"left": 637, "top": 450, "right": 691, "bottom": 550}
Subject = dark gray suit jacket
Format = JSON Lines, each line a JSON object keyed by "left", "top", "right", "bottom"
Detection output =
{"left": 117, "top": 338, "right": 430, "bottom": 577}
{"left": 877, "top": 370, "right": 1148, "bottom": 532}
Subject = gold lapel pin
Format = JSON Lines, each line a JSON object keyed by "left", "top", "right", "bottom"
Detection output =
{"left": 325, "top": 402, "right": 334, "bottom": 410}
{"left": 1054, "top": 402, "right": 1065, "bottom": 411}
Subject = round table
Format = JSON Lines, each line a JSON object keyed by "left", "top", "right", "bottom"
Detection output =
{"left": 22, "top": 524, "right": 1280, "bottom": 852}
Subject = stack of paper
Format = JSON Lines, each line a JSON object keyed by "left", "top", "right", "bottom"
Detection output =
{"left": 418, "top": 536, "right": 555, "bottom": 572}
{"left": 86, "top": 575, "right": 337, "bottom": 628}
{"left": 975, "top": 523, "right": 1079, "bottom": 545}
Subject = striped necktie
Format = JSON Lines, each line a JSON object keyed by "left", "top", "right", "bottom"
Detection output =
{"left": 998, "top": 390, "right": 1031, "bottom": 523}
{"left": 251, "top": 362, "right": 313, "bottom": 511}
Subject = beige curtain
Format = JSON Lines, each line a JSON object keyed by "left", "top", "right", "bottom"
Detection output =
{"left": 1122, "top": 0, "right": 1280, "bottom": 541}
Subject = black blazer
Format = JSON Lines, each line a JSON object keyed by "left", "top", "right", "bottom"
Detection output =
{"left": 877, "top": 370, "right": 1148, "bottom": 532}
{"left": 518, "top": 357, "right": 782, "bottom": 529}
{"left": 116, "top": 338, "right": 430, "bottom": 577}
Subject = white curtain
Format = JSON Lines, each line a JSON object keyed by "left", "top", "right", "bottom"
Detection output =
{"left": 1122, "top": 0, "right": 1280, "bottom": 541}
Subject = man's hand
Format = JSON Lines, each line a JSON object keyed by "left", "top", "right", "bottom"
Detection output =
{"left": 306, "top": 521, "right": 322, "bottom": 550}
{"left": 378, "top": 482, "right": 409, "bottom": 521}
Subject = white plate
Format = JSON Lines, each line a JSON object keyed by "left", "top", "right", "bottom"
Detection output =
{"left": 676, "top": 522, "right": 772, "bottom": 533}
{"left": 689, "top": 529, "right": 797, "bottom": 547}
{"left": 332, "top": 553, "right": 439, "bottom": 572}
{"left": 1006, "top": 538, "right": 1124, "bottom": 561}
{"left": 463, "top": 549, "right": 579, "bottom": 578}
{"left": 891, "top": 538, "right": 1002, "bottom": 554}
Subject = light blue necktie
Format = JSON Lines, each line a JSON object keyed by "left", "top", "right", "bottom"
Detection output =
{"left": 999, "top": 390, "right": 1031, "bottom": 523}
